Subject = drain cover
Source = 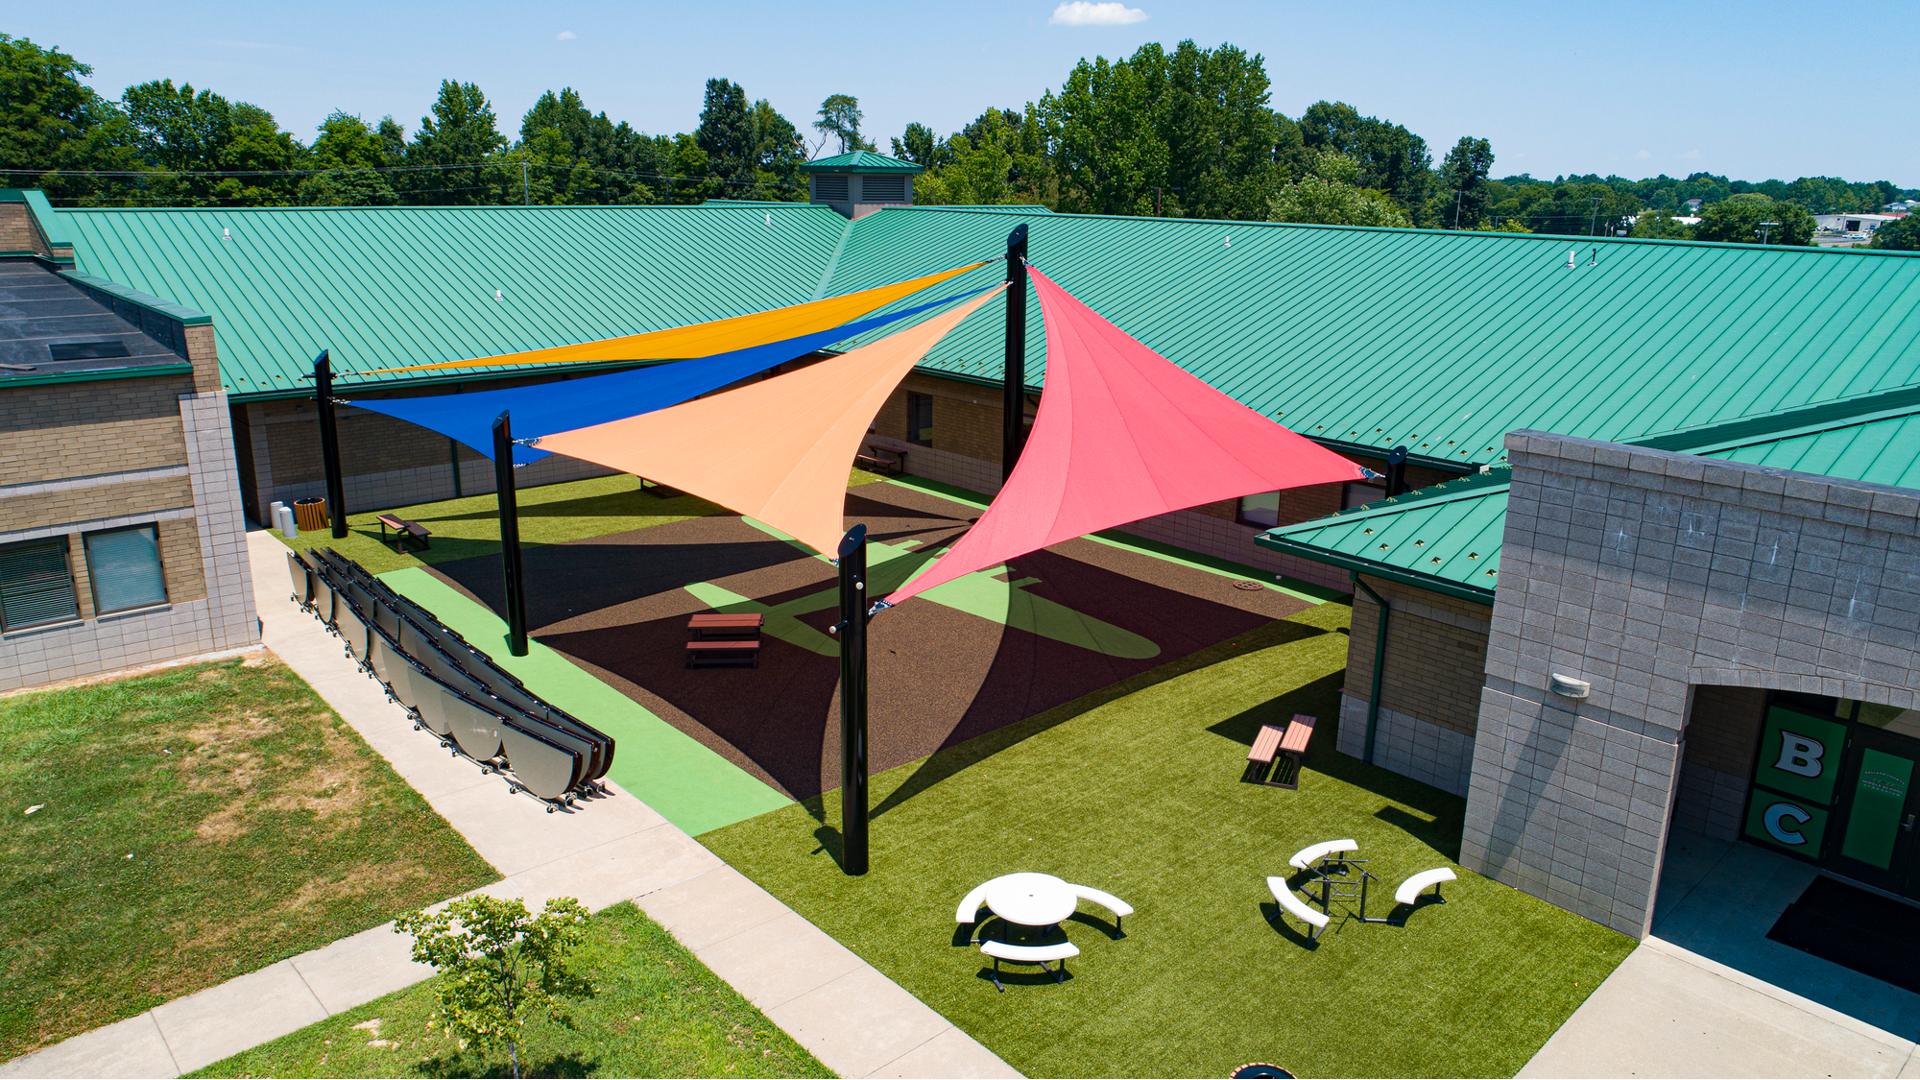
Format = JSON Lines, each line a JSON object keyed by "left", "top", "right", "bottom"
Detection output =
{"left": 1232, "top": 579, "right": 1264, "bottom": 591}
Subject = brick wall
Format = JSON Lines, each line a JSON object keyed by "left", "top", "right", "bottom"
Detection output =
{"left": 0, "top": 204, "right": 40, "bottom": 254}
{"left": 1463, "top": 432, "right": 1920, "bottom": 937}
{"left": 0, "top": 377, "right": 192, "bottom": 484}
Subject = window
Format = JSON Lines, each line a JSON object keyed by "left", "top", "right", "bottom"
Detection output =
{"left": 1343, "top": 477, "right": 1388, "bottom": 510}
{"left": 813, "top": 174, "right": 849, "bottom": 202}
{"left": 84, "top": 525, "right": 168, "bottom": 614}
{"left": 1237, "top": 491, "right": 1280, "bottom": 528}
{"left": 0, "top": 537, "right": 80, "bottom": 631}
{"left": 906, "top": 392, "right": 934, "bottom": 446}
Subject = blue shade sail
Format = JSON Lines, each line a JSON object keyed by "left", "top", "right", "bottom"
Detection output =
{"left": 348, "top": 291, "right": 986, "bottom": 464}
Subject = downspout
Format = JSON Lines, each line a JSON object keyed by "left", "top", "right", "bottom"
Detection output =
{"left": 1352, "top": 573, "right": 1390, "bottom": 765}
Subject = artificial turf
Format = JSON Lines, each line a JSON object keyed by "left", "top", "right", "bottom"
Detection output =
{"left": 190, "top": 902, "right": 830, "bottom": 1079}
{"left": 0, "top": 656, "right": 495, "bottom": 1061}
{"left": 702, "top": 602, "right": 1635, "bottom": 1078}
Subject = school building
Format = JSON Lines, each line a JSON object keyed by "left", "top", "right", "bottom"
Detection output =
{"left": 2, "top": 153, "right": 1917, "bottom": 936}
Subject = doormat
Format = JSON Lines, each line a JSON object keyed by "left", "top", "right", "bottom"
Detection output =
{"left": 1766, "top": 874, "right": 1920, "bottom": 995}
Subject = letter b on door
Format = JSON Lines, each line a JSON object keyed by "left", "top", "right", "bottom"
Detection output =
{"left": 1774, "top": 732, "right": 1825, "bottom": 778}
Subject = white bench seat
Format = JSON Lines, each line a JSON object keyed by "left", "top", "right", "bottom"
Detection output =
{"left": 956, "top": 882, "right": 991, "bottom": 925}
{"left": 1287, "top": 838, "right": 1358, "bottom": 871}
{"left": 1267, "top": 876, "right": 1330, "bottom": 940}
{"left": 980, "top": 939, "right": 1079, "bottom": 990}
{"left": 1071, "top": 885, "right": 1133, "bottom": 930}
{"left": 1394, "top": 867, "right": 1456, "bottom": 907}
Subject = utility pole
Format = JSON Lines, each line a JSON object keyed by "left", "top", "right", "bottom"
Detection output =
{"left": 1453, "top": 190, "right": 1464, "bottom": 230}
{"left": 1588, "top": 196, "right": 1601, "bottom": 237}
{"left": 491, "top": 412, "right": 530, "bottom": 657}
{"left": 833, "top": 525, "right": 871, "bottom": 875}
{"left": 313, "top": 351, "right": 349, "bottom": 539}
{"left": 1757, "top": 220, "right": 1779, "bottom": 244}
{"left": 1002, "top": 224, "right": 1030, "bottom": 483}
{"left": 521, "top": 160, "right": 530, "bottom": 206}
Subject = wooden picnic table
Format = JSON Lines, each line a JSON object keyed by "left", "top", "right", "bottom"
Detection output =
{"left": 688, "top": 612, "right": 764, "bottom": 640}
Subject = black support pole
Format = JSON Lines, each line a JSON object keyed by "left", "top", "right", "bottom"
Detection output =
{"left": 1001, "top": 224, "right": 1030, "bottom": 482}
{"left": 1384, "top": 446, "right": 1410, "bottom": 497}
{"left": 313, "top": 351, "right": 348, "bottom": 538}
{"left": 835, "top": 524, "right": 870, "bottom": 876}
{"left": 492, "top": 412, "right": 530, "bottom": 657}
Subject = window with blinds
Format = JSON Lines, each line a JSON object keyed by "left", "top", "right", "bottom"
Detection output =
{"left": 0, "top": 537, "right": 81, "bottom": 631}
{"left": 84, "top": 525, "right": 169, "bottom": 614}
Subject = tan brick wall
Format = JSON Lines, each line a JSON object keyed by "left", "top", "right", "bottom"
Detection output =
{"left": 0, "top": 204, "right": 40, "bottom": 253}
{"left": 1685, "top": 684, "right": 1765, "bottom": 776}
{"left": 158, "top": 517, "right": 207, "bottom": 603}
{"left": 255, "top": 400, "right": 458, "bottom": 486}
{"left": 0, "top": 377, "right": 192, "bottom": 485}
{"left": 1347, "top": 574, "right": 1492, "bottom": 736}
{"left": 0, "top": 474, "right": 194, "bottom": 533}
{"left": 182, "top": 324, "right": 223, "bottom": 394}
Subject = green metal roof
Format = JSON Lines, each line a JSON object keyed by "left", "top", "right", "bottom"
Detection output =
{"left": 1260, "top": 384, "right": 1920, "bottom": 598}
{"left": 42, "top": 200, "right": 1920, "bottom": 432}
{"left": 825, "top": 207, "right": 1920, "bottom": 468}
{"left": 801, "top": 151, "right": 923, "bottom": 173}
{"left": 58, "top": 203, "right": 851, "bottom": 397}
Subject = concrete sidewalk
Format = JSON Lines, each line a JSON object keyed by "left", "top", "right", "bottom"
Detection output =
{"left": 0, "top": 530, "right": 1014, "bottom": 1079}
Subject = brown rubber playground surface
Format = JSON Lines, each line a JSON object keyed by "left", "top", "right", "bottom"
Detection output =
{"left": 428, "top": 481, "right": 1315, "bottom": 800}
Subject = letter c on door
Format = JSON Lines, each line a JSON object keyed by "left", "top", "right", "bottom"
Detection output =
{"left": 1763, "top": 802, "right": 1812, "bottom": 846}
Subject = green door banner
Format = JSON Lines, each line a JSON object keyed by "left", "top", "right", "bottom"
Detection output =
{"left": 1839, "top": 748, "right": 1914, "bottom": 870}
{"left": 1754, "top": 707, "right": 1848, "bottom": 804}
{"left": 1743, "top": 706, "right": 1849, "bottom": 857}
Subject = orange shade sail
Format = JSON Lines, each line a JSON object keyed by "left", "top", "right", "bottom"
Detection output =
{"left": 372, "top": 261, "right": 987, "bottom": 374}
{"left": 537, "top": 287, "right": 1003, "bottom": 556}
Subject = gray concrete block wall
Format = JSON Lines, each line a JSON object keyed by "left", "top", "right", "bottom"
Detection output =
{"left": 179, "top": 391, "right": 259, "bottom": 653}
{"left": 1337, "top": 692, "right": 1475, "bottom": 795}
{"left": 1462, "top": 430, "right": 1920, "bottom": 937}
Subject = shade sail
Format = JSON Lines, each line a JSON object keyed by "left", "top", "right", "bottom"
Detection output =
{"left": 371, "top": 261, "right": 987, "bottom": 374}
{"left": 538, "top": 288, "right": 1004, "bottom": 556}
{"left": 352, "top": 291, "right": 981, "bottom": 464}
{"left": 884, "top": 265, "right": 1368, "bottom": 606}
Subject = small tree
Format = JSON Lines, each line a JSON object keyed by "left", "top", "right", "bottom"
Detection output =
{"left": 395, "top": 895, "right": 593, "bottom": 1079}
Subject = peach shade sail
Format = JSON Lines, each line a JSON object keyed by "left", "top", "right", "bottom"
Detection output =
{"left": 370, "top": 261, "right": 987, "bottom": 374}
{"left": 537, "top": 286, "right": 1004, "bottom": 556}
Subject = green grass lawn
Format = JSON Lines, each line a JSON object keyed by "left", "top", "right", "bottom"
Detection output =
{"left": 192, "top": 903, "right": 830, "bottom": 1079}
{"left": 0, "top": 656, "right": 495, "bottom": 1061}
{"left": 280, "top": 468, "right": 889, "bottom": 575}
{"left": 703, "top": 602, "right": 1634, "bottom": 1078}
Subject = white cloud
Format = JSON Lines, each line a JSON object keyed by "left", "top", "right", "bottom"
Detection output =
{"left": 555, "top": 29, "right": 577, "bottom": 41}
{"left": 1049, "top": 1, "right": 1148, "bottom": 26}
{"left": 1634, "top": 148, "right": 1651, "bottom": 160}
{"left": 1678, "top": 148, "right": 1703, "bottom": 161}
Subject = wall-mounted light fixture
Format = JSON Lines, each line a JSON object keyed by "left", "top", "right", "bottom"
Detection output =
{"left": 1550, "top": 673, "right": 1592, "bottom": 700}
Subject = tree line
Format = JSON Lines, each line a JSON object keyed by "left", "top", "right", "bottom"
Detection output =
{"left": 4, "top": 33, "right": 1915, "bottom": 248}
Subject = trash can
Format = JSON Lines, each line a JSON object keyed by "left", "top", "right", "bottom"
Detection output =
{"left": 292, "top": 497, "right": 329, "bottom": 532}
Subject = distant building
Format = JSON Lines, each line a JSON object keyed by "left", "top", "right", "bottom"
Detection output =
{"left": 1814, "top": 212, "right": 1903, "bottom": 235}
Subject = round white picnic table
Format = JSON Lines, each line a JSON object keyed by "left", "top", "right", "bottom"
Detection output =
{"left": 982, "top": 872, "right": 1078, "bottom": 930}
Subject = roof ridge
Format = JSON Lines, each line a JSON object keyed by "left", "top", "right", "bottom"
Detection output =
{"left": 1266, "top": 466, "right": 1513, "bottom": 536}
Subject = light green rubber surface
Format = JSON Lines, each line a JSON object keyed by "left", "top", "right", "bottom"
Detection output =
{"left": 378, "top": 567, "right": 791, "bottom": 836}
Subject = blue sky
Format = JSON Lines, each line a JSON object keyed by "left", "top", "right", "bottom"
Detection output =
{"left": 14, "top": 0, "right": 1917, "bottom": 185}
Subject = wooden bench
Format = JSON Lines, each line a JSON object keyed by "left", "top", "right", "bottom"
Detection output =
{"left": 1272, "top": 713, "right": 1317, "bottom": 789}
{"left": 979, "top": 940, "right": 1078, "bottom": 991}
{"left": 1245, "top": 723, "right": 1286, "bottom": 783}
{"left": 688, "top": 612, "right": 764, "bottom": 640}
{"left": 375, "top": 513, "right": 432, "bottom": 551}
{"left": 685, "top": 639, "right": 759, "bottom": 669}
{"left": 855, "top": 442, "right": 906, "bottom": 475}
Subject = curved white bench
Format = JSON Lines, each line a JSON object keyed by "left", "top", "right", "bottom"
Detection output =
{"left": 1287, "top": 838, "right": 1358, "bottom": 871}
{"left": 980, "top": 939, "right": 1079, "bottom": 990}
{"left": 956, "top": 882, "right": 992, "bottom": 925}
{"left": 1394, "top": 867, "right": 1456, "bottom": 907}
{"left": 1266, "top": 876, "right": 1330, "bottom": 940}
{"left": 1071, "top": 885, "right": 1133, "bottom": 930}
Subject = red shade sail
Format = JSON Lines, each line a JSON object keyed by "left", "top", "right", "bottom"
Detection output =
{"left": 884, "top": 265, "right": 1368, "bottom": 606}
